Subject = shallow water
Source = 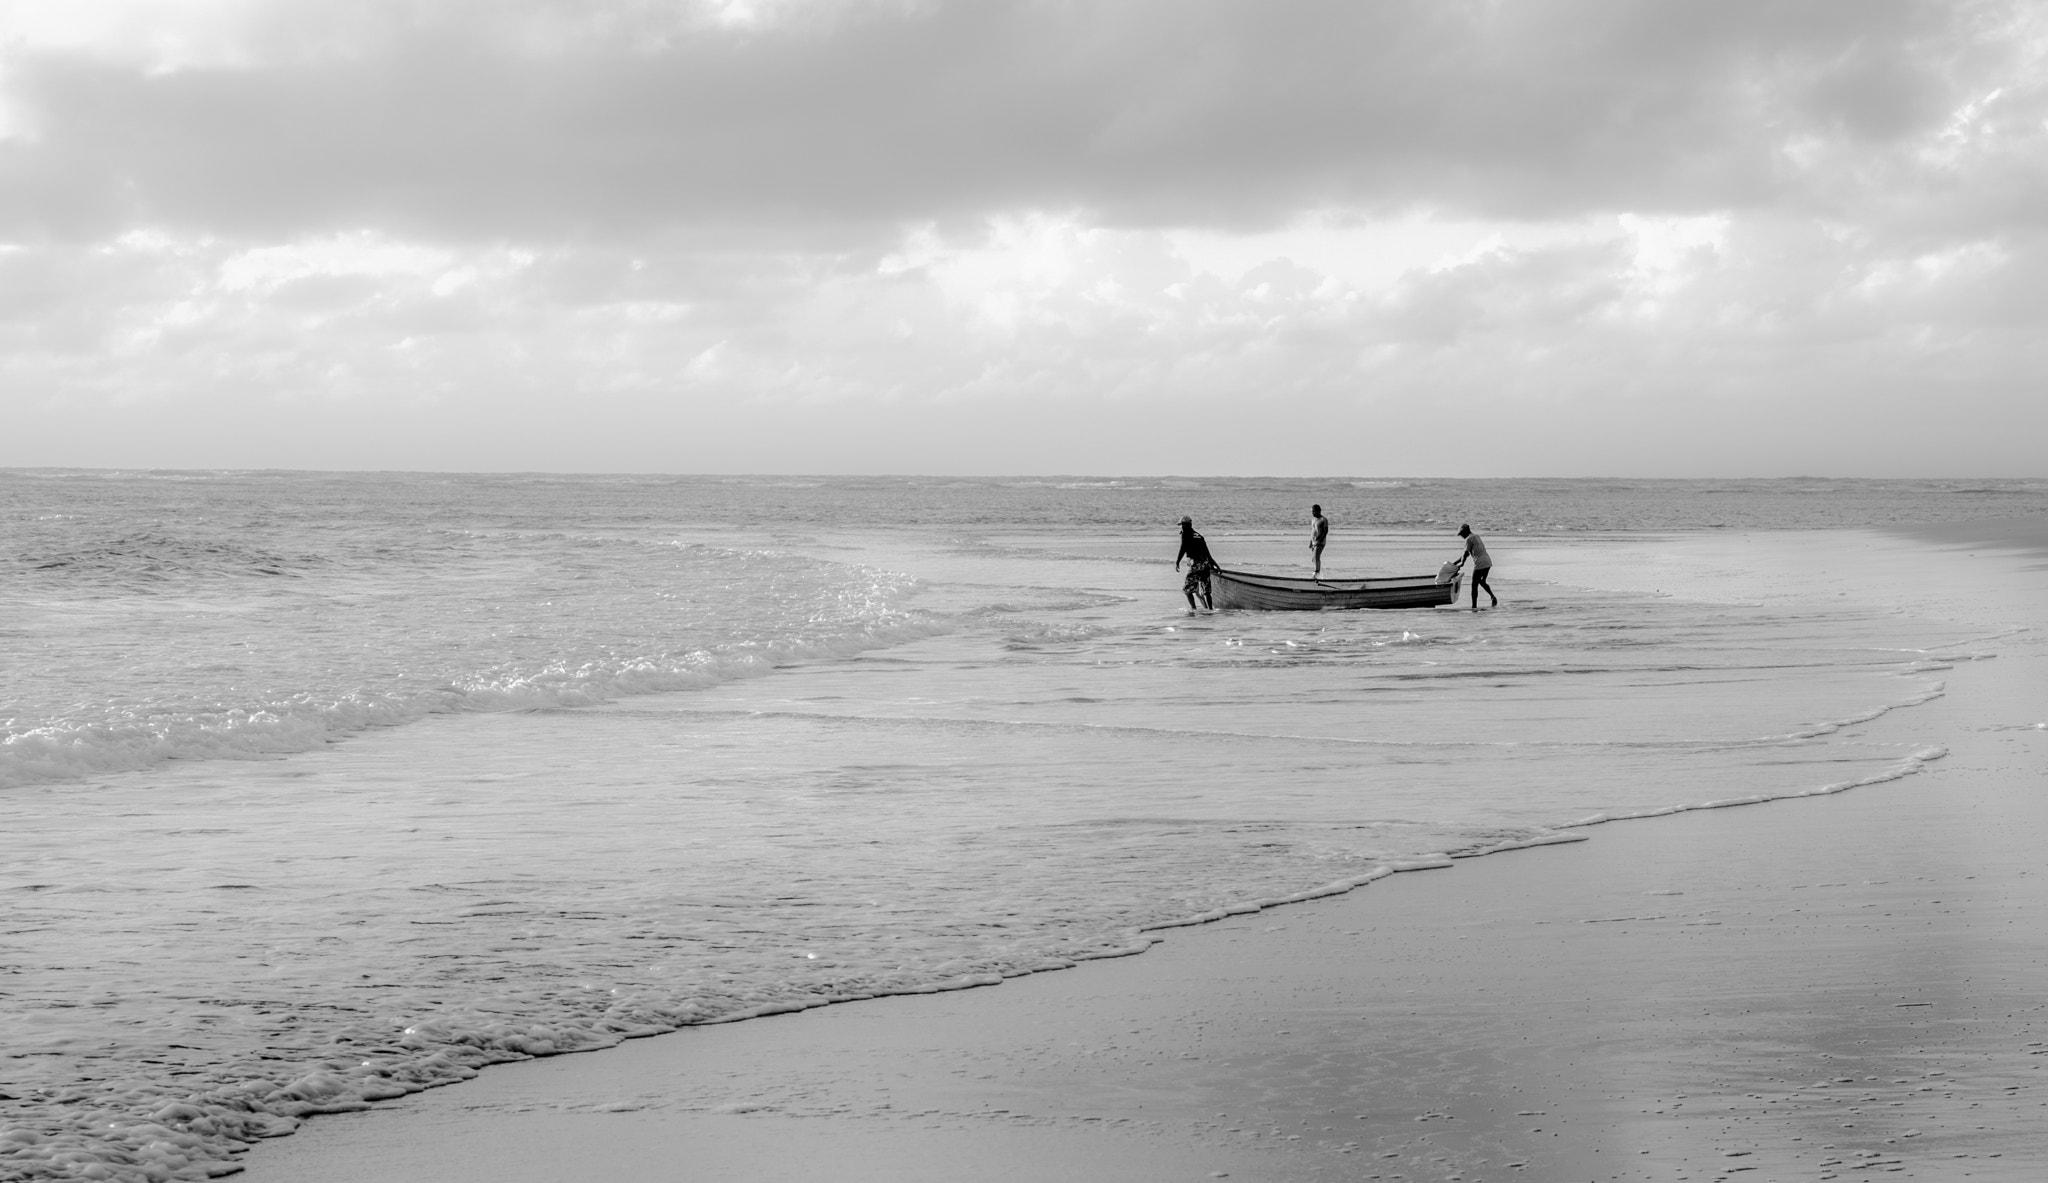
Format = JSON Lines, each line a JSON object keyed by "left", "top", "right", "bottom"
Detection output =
{"left": 2, "top": 472, "right": 2042, "bottom": 1181}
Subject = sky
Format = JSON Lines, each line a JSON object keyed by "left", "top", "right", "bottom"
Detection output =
{"left": 2, "top": 0, "right": 2044, "bottom": 476}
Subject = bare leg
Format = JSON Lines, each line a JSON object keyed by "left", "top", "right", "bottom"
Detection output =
{"left": 1472, "top": 567, "right": 1497, "bottom": 609}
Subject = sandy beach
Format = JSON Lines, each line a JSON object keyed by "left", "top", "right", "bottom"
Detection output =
{"left": 244, "top": 533, "right": 2048, "bottom": 1183}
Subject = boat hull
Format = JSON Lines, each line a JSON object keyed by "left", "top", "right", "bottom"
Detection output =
{"left": 1207, "top": 568, "right": 1460, "bottom": 611}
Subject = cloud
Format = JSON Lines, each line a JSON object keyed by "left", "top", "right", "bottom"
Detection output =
{"left": 2, "top": 0, "right": 2044, "bottom": 475}
{"left": 6, "top": 0, "right": 2040, "bottom": 242}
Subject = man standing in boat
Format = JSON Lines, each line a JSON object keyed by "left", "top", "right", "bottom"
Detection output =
{"left": 1308, "top": 504, "right": 1330, "bottom": 580}
{"left": 1175, "top": 516, "right": 1217, "bottom": 611}
{"left": 1454, "top": 523, "right": 1498, "bottom": 610}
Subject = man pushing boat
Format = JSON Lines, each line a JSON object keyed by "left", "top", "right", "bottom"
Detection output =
{"left": 1175, "top": 516, "right": 1217, "bottom": 611}
{"left": 1453, "top": 523, "right": 1499, "bottom": 611}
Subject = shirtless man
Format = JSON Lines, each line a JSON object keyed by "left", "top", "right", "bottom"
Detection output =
{"left": 1174, "top": 516, "right": 1217, "bottom": 611}
{"left": 1454, "top": 523, "right": 1498, "bottom": 610}
{"left": 1308, "top": 504, "right": 1330, "bottom": 580}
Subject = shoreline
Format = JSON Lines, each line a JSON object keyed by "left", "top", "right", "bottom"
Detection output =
{"left": 8, "top": 491, "right": 2046, "bottom": 1183}
{"left": 244, "top": 610, "right": 2048, "bottom": 1181}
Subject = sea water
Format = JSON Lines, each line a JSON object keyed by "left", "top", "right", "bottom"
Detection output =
{"left": 2, "top": 472, "right": 2043, "bottom": 1182}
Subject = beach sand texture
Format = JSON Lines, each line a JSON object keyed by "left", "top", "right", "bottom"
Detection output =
{"left": 244, "top": 522, "right": 2048, "bottom": 1182}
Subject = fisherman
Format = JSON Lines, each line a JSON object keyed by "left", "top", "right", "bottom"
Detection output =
{"left": 1308, "top": 504, "right": 1330, "bottom": 579}
{"left": 1174, "top": 516, "right": 1217, "bottom": 611}
{"left": 1453, "top": 523, "right": 1498, "bottom": 610}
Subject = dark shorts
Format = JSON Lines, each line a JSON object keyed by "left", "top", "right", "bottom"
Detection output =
{"left": 1183, "top": 563, "right": 1214, "bottom": 595}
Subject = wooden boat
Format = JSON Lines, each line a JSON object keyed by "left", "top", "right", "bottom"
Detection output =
{"left": 1207, "top": 567, "right": 1461, "bottom": 611}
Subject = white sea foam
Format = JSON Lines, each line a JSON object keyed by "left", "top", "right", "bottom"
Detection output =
{"left": 0, "top": 616, "right": 952, "bottom": 790}
{"left": 0, "top": 530, "right": 948, "bottom": 790}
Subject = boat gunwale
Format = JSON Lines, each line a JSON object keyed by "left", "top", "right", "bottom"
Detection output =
{"left": 1211, "top": 567, "right": 1448, "bottom": 591}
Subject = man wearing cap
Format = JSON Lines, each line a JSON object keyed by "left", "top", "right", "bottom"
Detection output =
{"left": 1174, "top": 516, "right": 1217, "bottom": 611}
{"left": 1453, "top": 523, "right": 1498, "bottom": 610}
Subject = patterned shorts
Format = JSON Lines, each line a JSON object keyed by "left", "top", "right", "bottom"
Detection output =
{"left": 1183, "top": 563, "right": 1214, "bottom": 595}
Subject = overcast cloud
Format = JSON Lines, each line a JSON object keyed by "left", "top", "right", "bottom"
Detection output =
{"left": 2, "top": 0, "right": 2043, "bottom": 474}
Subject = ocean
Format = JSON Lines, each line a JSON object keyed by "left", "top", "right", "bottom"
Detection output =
{"left": 3, "top": 471, "right": 2044, "bottom": 1183}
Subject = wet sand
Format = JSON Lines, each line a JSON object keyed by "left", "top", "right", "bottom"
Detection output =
{"left": 1891, "top": 510, "right": 2048, "bottom": 560}
{"left": 244, "top": 606, "right": 2048, "bottom": 1181}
